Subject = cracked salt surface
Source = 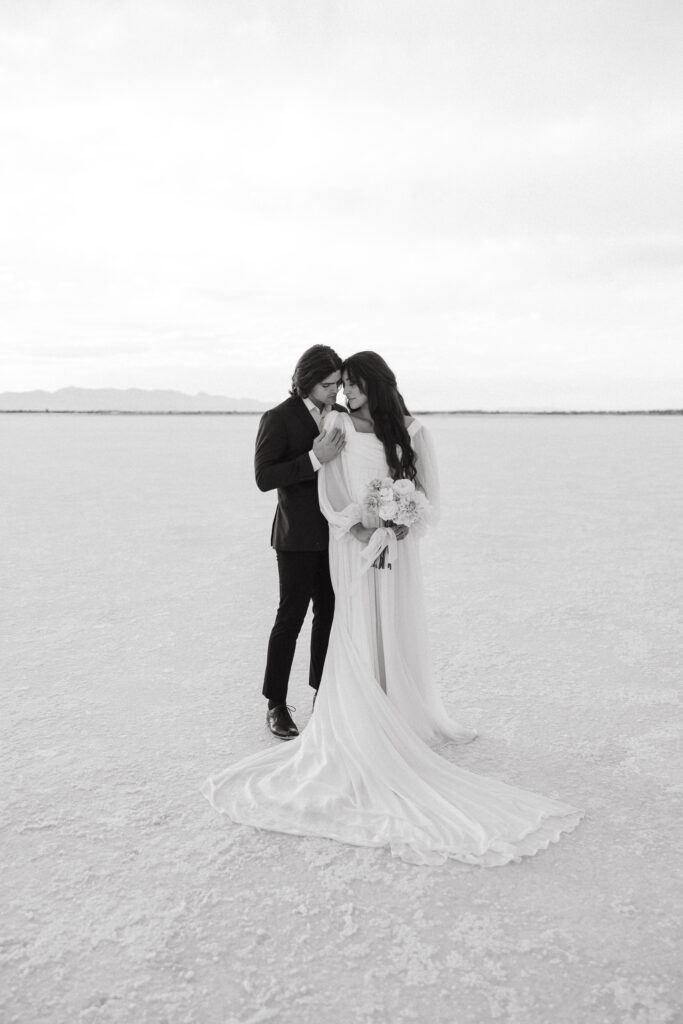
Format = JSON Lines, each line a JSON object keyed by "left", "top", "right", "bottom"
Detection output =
{"left": 1, "top": 413, "right": 682, "bottom": 1023}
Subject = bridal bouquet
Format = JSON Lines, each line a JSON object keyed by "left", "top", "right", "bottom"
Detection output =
{"left": 361, "top": 477, "right": 430, "bottom": 569}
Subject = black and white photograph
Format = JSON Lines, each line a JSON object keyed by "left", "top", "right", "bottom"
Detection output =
{"left": 1, "top": 2, "right": 682, "bottom": 1022}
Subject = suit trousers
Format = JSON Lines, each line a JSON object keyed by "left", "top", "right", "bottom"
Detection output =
{"left": 262, "top": 549, "right": 335, "bottom": 705}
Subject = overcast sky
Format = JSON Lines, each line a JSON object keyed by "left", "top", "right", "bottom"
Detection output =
{"left": 1, "top": 0, "right": 681, "bottom": 409}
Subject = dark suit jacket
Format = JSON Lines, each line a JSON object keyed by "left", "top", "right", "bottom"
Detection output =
{"left": 254, "top": 396, "right": 345, "bottom": 551}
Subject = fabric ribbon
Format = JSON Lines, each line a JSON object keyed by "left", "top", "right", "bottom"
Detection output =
{"left": 359, "top": 526, "right": 398, "bottom": 575}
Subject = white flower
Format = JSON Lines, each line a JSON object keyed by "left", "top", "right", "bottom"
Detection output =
{"left": 394, "top": 491, "right": 429, "bottom": 526}
{"left": 378, "top": 499, "right": 399, "bottom": 520}
{"left": 378, "top": 487, "right": 394, "bottom": 502}
{"left": 393, "top": 479, "right": 414, "bottom": 496}
{"left": 380, "top": 477, "right": 394, "bottom": 489}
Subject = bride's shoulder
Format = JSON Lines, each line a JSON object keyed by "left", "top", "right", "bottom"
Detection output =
{"left": 324, "top": 408, "right": 352, "bottom": 430}
{"left": 405, "top": 415, "right": 421, "bottom": 436}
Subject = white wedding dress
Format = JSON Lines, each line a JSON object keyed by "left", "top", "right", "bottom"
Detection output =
{"left": 202, "top": 412, "right": 583, "bottom": 866}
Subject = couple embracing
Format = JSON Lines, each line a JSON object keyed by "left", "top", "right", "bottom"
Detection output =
{"left": 202, "top": 347, "right": 583, "bottom": 866}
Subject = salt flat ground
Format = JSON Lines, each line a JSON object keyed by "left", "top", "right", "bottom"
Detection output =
{"left": 1, "top": 413, "right": 682, "bottom": 1024}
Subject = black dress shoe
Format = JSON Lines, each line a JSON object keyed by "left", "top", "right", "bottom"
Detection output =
{"left": 266, "top": 704, "right": 299, "bottom": 739}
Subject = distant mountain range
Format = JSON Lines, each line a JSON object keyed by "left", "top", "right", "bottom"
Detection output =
{"left": 0, "top": 387, "right": 272, "bottom": 413}
{"left": 1, "top": 387, "right": 681, "bottom": 415}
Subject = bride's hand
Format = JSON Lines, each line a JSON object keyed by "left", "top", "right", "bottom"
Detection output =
{"left": 391, "top": 524, "right": 409, "bottom": 541}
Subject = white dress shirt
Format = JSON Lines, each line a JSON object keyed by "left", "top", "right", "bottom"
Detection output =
{"left": 303, "top": 397, "right": 325, "bottom": 471}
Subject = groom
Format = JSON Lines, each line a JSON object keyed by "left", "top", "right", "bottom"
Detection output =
{"left": 255, "top": 345, "right": 346, "bottom": 739}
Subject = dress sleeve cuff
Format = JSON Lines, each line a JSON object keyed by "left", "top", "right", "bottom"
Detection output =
{"left": 309, "top": 450, "right": 322, "bottom": 472}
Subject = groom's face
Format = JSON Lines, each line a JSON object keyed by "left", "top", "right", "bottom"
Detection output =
{"left": 307, "top": 372, "right": 342, "bottom": 410}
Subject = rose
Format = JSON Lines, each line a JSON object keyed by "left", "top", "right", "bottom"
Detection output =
{"left": 378, "top": 486, "right": 394, "bottom": 501}
{"left": 393, "top": 479, "right": 414, "bottom": 496}
{"left": 378, "top": 499, "right": 399, "bottom": 520}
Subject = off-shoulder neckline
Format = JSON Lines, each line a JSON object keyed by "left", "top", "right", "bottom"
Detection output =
{"left": 333, "top": 410, "right": 421, "bottom": 437}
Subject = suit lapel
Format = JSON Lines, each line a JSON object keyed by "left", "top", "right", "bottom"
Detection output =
{"left": 290, "top": 396, "right": 320, "bottom": 438}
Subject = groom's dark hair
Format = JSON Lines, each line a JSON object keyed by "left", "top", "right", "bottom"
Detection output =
{"left": 290, "top": 345, "right": 343, "bottom": 398}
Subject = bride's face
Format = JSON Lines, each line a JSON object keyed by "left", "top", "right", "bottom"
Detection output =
{"left": 342, "top": 373, "right": 368, "bottom": 413}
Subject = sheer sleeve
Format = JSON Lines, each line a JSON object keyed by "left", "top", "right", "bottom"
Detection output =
{"left": 317, "top": 412, "right": 362, "bottom": 539}
{"left": 412, "top": 421, "right": 441, "bottom": 528}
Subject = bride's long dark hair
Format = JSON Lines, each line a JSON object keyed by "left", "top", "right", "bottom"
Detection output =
{"left": 342, "top": 351, "right": 417, "bottom": 481}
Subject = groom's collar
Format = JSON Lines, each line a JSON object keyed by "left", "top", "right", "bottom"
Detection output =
{"left": 303, "top": 397, "right": 345, "bottom": 415}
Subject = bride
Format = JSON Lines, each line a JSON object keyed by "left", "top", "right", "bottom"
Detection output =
{"left": 202, "top": 352, "right": 583, "bottom": 866}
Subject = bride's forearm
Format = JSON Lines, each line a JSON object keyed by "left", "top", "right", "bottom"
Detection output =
{"left": 350, "top": 523, "right": 375, "bottom": 543}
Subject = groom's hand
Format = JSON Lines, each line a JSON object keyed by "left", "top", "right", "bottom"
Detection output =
{"left": 312, "top": 427, "right": 345, "bottom": 464}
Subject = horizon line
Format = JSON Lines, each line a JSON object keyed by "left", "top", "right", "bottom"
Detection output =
{"left": 2, "top": 409, "right": 683, "bottom": 417}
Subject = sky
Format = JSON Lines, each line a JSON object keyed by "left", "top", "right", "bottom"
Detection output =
{"left": 1, "top": 0, "right": 682, "bottom": 410}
